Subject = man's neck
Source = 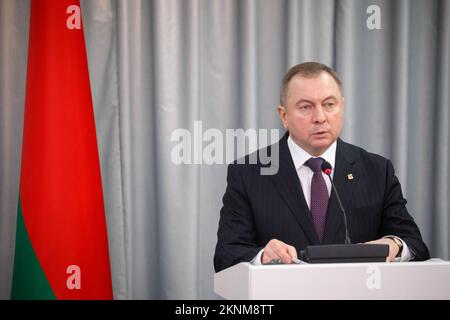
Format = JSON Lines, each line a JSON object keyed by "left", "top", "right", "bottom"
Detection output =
{"left": 287, "top": 136, "right": 338, "bottom": 171}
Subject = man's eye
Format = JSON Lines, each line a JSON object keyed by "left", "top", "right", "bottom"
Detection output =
{"left": 325, "top": 102, "right": 334, "bottom": 108}
{"left": 300, "top": 105, "right": 311, "bottom": 110}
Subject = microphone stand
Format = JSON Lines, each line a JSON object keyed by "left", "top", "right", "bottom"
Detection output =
{"left": 299, "top": 162, "right": 389, "bottom": 263}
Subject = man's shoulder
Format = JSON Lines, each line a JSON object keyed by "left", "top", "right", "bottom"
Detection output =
{"left": 228, "top": 145, "right": 274, "bottom": 169}
{"left": 226, "top": 139, "right": 283, "bottom": 177}
{"left": 338, "top": 139, "right": 390, "bottom": 167}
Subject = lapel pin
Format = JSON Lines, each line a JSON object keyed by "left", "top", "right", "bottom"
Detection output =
{"left": 347, "top": 173, "right": 354, "bottom": 180}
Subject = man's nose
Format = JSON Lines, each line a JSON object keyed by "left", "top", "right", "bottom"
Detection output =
{"left": 312, "top": 106, "right": 326, "bottom": 123}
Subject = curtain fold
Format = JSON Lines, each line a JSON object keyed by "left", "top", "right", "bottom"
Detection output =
{"left": 0, "top": 0, "right": 29, "bottom": 300}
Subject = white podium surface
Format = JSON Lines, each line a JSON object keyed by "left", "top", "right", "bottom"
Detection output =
{"left": 214, "top": 259, "right": 450, "bottom": 299}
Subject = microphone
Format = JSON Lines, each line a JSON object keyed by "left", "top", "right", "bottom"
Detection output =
{"left": 299, "top": 159, "right": 389, "bottom": 263}
{"left": 321, "top": 160, "right": 351, "bottom": 244}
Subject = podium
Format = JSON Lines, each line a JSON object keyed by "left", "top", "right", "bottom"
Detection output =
{"left": 214, "top": 259, "right": 450, "bottom": 299}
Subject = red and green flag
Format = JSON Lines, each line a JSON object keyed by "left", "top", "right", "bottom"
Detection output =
{"left": 11, "top": 0, "right": 113, "bottom": 299}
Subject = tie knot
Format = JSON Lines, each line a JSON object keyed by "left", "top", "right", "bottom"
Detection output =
{"left": 305, "top": 157, "right": 324, "bottom": 173}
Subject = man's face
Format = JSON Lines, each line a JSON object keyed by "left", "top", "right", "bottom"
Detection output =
{"left": 277, "top": 72, "right": 344, "bottom": 156}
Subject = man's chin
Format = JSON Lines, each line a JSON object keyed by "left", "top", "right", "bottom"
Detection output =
{"left": 309, "top": 139, "right": 333, "bottom": 153}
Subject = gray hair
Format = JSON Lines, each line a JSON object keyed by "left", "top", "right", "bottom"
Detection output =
{"left": 280, "top": 62, "right": 343, "bottom": 106}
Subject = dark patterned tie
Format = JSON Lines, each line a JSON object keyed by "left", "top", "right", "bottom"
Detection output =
{"left": 305, "top": 157, "right": 329, "bottom": 242}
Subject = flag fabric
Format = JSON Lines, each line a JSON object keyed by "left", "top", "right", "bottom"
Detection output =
{"left": 11, "top": 0, "right": 113, "bottom": 299}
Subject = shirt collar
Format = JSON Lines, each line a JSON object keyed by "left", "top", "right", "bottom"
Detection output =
{"left": 287, "top": 136, "right": 337, "bottom": 171}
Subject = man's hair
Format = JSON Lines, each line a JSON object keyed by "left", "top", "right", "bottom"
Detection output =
{"left": 279, "top": 62, "right": 343, "bottom": 106}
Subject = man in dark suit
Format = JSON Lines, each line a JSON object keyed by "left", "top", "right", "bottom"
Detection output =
{"left": 214, "top": 62, "right": 430, "bottom": 272}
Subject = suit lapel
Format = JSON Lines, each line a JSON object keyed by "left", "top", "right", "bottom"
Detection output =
{"left": 322, "top": 139, "right": 359, "bottom": 244}
{"left": 270, "top": 133, "right": 320, "bottom": 245}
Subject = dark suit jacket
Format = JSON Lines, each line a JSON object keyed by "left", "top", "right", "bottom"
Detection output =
{"left": 214, "top": 132, "right": 430, "bottom": 272}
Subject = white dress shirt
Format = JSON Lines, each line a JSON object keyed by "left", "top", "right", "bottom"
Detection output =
{"left": 252, "top": 137, "right": 412, "bottom": 264}
{"left": 288, "top": 136, "right": 336, "bottom": 210}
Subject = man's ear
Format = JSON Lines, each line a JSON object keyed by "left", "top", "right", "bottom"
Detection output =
{"left": 277, "top": 105, "right": 288, "bottom": 130}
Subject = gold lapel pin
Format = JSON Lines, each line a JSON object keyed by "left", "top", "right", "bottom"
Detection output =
{"left": 347, "top": 173, "right": 354, "bottom": 180}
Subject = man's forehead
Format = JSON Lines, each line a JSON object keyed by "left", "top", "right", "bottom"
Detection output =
{"left": 290, "top": 73, "right": 339, "bottom": 88}
{"left": 287, "top": 73, "right": 342, "bottom": 101}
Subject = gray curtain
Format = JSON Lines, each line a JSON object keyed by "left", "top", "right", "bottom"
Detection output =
{"left": 1, "top": 0, "right": 449, "bottom": 299}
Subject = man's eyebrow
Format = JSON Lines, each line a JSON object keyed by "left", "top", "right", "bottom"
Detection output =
{"left": 295, "top": 96, "right": 338, "bottom": 105}
{"left": 295, "top": 98, "right": 314, "bottom": 105}
{"left": 322, "top": 96, "right": 338, "bottom": 101}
